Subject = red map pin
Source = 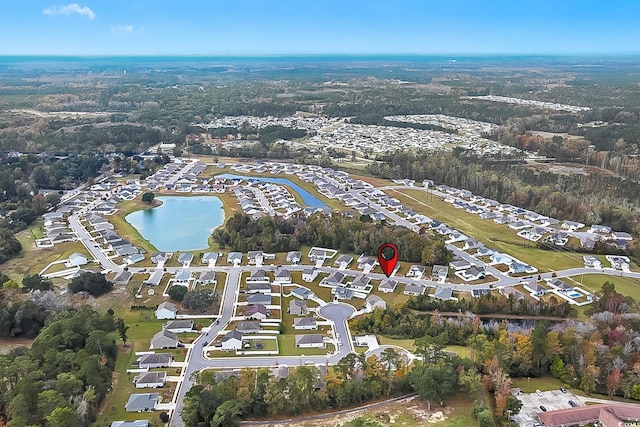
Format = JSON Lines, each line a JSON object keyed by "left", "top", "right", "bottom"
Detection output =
{"left": 378, "top": 243, "right": 399, "bottom": 277}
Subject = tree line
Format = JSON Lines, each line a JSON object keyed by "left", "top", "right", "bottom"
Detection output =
{"left": 213, "top": 212, "right": 451, "bottom": 265}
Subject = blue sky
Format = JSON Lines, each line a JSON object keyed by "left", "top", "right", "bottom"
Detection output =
{"left": 2, "top": 0, "right": 640, "bottom": 55}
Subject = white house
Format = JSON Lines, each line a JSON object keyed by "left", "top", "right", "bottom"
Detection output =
{"left": 302, "top": 268, "right": 319, "bottom": 282}
{"left": 274, "top": 268, "right": 291, "bottom": 284}
{"left": 404, "top": 283, "right": 425, "bottom": 296}
{"left": 66, "top": 253, "right": 88, "bottom": 267}
{"left": 378, "top": 279, "right": 397, "bottom": 293}
{"left": 133, "top": 371, "right": 166, "bottom": 389}
{"left": 293, "top": 317, "right": 318, "bottom": 330}
{"left": 365, "top": 294, "right": 386, "bottom": 311}
{"left": 221, "top": 330, "right": 243, "bottom": 351}
{"left": 155, "top": 301, "right": 177, "bottom": 320}
{"left": 406, "top": 265, "right": 426, "bottom": 280}
{"left": 295, "top": 334, "right": 325, "bottom": 348}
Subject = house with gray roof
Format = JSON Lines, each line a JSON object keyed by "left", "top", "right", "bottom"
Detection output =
{"left": 151, "top": 252, "right": 169, "bottom": 264}
{"left": 247, "top": 269, "right": 269, "bottom": 284}
{"left": 366, "top": 294, "right": 386, "bottom": 311}
{"left": 286, "top": 251, "right": 302, "bottom": 265}
{"left": 236, "top": 321, "right": 261, "bottom": 334}
{"left": 247, "top": 282, "right": 271, "bottom": 293}
{"left": 177, "top": 252, "right": 194, "bottom": 266}
{"left": 302, "top": 268, "right": 318, "bottom": 282}
{"left": 274, "top": 268, "right": 291, "bottom": 284}
{"left": 247, "top": 293, "right": 271, "bottom": 305}
{"left": 334, "top": 254, "right": 353, "bottom": 269}
{"left": 245, "top": 304, "right": 268, "bottom": 320}
{"left": 113, "top": 270, "right": 132, "bottom": 286}
{"left": 248, "top": 251, "right": 264, "bottom": 266}
{"left": 333, "top": 285, "right": 354, "bottom": 300}
{"left": 293, "top": 317, "right": 318, "bottom": 330}
{"left": 221, "top": 330, "right": 243, "bottom": 351}
{"left": 111, "top": 421, "right": 149, "bottom": 427}
{"left": 197, "top": 270, "right": 216, "bottom": 285}
{"left": 201, "top": 252, "right": 219, "bottom": 266}
{"left": 403, "top": 283, "right": 425, "bottom": 296}
{"left": 350, "top": 275, "right": 371, "bottom": 290}
{"left": 137, "top": 353, "right": 173, "bottom": 369}
{"left": 289, "top": 299, "right": 308, "bottom": 315}
{"left": 125, "top": 393, "right": 159, "bottom": 412}
{"left": 133, "top": 371, "right": 166, "bottom": 389}
{"left": 500, "top": 286, "right": 526, "bottom": 300}
{"left": 433, "top": 287, "right": 454, "bottom": 301}
{"left": 406, "top": 265, "right": 426, "bottom": 279}
{"left": 321, "top": 271, "right": 345, "bottom": 288}
{"left": 376, "top": 279, "right": 396, "bottom": 293}
{"left": 163, "top": 320, "right": 194, "bottom": 333}
{"left": 155, "top": 301, "right": 176, "bottom": 320}
{"left": 431, "top": 265, "right": 449, "bottom": 282}
{"left": 174, "top": 269, "right": 192, "bottom": 283}
{"left": 150, "top": 330, "right": 178, "bottom": 349}
{"left": 295, "top": 334, "right": 325, "bottom": 348}
{"left": 227, "top": 252, "right": 243, "bottom": 266}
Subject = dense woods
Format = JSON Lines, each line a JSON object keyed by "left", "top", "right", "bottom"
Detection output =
{"left": 213, "top": 212, "right": 451, "bottom": 265}
{"left": 0, "top": 308, "right": 120, "bottom": 426}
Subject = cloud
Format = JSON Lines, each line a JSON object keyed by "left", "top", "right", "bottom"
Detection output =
{"left": 111, "top": 25, "right": 134, "bottom": 35}
{"left": 43, "top": 3, "right": 96, "bottom": 20}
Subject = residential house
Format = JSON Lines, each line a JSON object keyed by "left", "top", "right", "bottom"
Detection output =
{"left": 457, "top": 266, "right": 486, "bottom": 282}
{"left": 177, "top": 252, "right": 193, "bottom": 267}
{"left": 365, "top": 294, "right": 386, "bottom": 311}
{"left": 201, "top": 252, "right": 219, "bottom": 267}
{"left": 350, "top": 275, "right": 371, "bottom": 290}
{"left": 612, "top": 231, "right": 633, "bottom": 241}
{"left": 358, "top": 255, "right": 377, "bottom": 270}
{"left": 248, "top": 251, "right": 264, "bottom": 266}
{"left": 476, "top": 246, "right": 496, "bottom": 257}
{"left": 247, "top": 269, "right": 269, "bottom": 284}
{"left": 248, "top": 282, "right": 271, "bottom": 293}
{"left": 449, "top": 259, "right": 472, "bottom": 271}
{"left": 247, "top": 294, "right": 271, "bottom": 306}
{"left": 562, "top": 220, "right": 585, "bottom": 231}
{"left": 245, "top": 304, "right": 268, "bottom": 320}
{"left": 309, "top": 248, "right": 329, "bottom": 264}
{"left": 236, "top": 321, "right": 261, "bottom": 334}
{"left": 67, "top": 253, "right": 89, "bottom": 267}
{"left": 404, "top": 283, "right": 425, "bottom": 296}
{"left": 137, "top": 353, "right": 173, "bottom": 369}
{"left": 286, "top": 251, "right": 302, "bottom": 265}
{"left": 433, "top": 287, "right": 454, "bottom": 301}
{"left": 295, "top": 334, "right": 325, "bottom": 348}
{"left": 378, "top": 279, "right": 397, "bottom": 293}
{"left": 291, "top": 287, "right": 315, "bottom": 300}
{"left": 150, "top": 252, "right": 169, "bottom": 265}
{"left": 174, "top": 270, "right": 192, "bottom": 283}
{"left": 155, "top": 301, "right": 177, "bottom": 320}
{"left": 406, "top": 265, "right": 426, "bottom": 280}
{"left": 321, "top": 271, "right": 345, "bottom": 288}
{"left": 490, "top": 253, "right": 512, "bottom": 265}
{"left": 500, "top": 286, "right": 526, "bottom": 300}
{"left": 125, "top": 393, "right": 159, "bottom": 412}
{"left": 471, "top": 289, "right": 491, "bottom": 298}
{"left": 302, "top": 268, "right": 319, "bottom": 282}
{"left": 508, "top": 262, "right": 534, "bottom": 275}
{"left": 145, "top": 270, "right": 164, "bottom": 287}
{"left": 124, "top": 253, "right": 145, "bottom": 265}
{"left": 197, "top": 270, "right": 216, "bottom": 285}
{"left": 289, "top": 299, "right": 308, "bottom": 316}
{"left": 334, "top": 254, "right": 353, "bottom": 270}
{"left": 150, "top": 330, "right": 178, "bottom": 349}
{"left": 431, "top": 265, "right": 449, "bottom": 282}
{"left": 550, "top": 279, "right": 574, "bottom": 292}
{"left": 274, "top": 268, "right": 291, "bottom": 284}
{"left": 227, "top": 252, "right": 243, "bottom": 266}
{"left": 523, "top": 282, "right": 547, "bottom": 296}
{"left": 333, "top": 285, "right": 354, "bottom": 300}
{"left": 113, "top": 270, "right": 132, "bottom": 286}
{"left": 111, "top": 421, "right": 149, "bottom": 427}
{"left": 221, "top": 330, "right": 243, "bottom": 351}
{"left": 588, "top": 224, "right": 611, "bottom": 234}
{"left": 133, "top": 372, "right": 166, "bottom": 389}
{"left": 293, "top": 317, "right": 318, "bottom": 330}
{"left": 163, "top": 320, "right": 194, "bottom": 333}
{"left": 583, "top": 256, "right": 602, "bottom": 268}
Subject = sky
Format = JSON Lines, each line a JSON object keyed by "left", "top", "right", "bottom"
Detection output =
{"left": 1, "top": 0, "right": 640, "bottom": 55}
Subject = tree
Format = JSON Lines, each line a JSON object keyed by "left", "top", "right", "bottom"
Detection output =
{"left": 159, "top": 411, "right": 170, "bottom": 423}
{"left": 410, "top": 362, "right": 458, "bottom": 410}
{"left": 168, "top": 285, "right": 187, "bottom": 302}
{"left": 21, "top": 275, "right": 53, "bottom": 292}
{"left": 211, "top": 399, "right": 243, "bottom": 427}
{"left": 550, "top": 355, "right": 564, "bottom": 378}
{"left": 68, "top": 272, "right": 113, "bottom": 297}
{"left": 141, "top": 191, "right": 155, "bottom": 204}
{"left": 182, "top": 289, "right": 218, "bottom": 313}
{"left": 47, "top": 406, "right": 80, "bottom": 427}
{"left": 115, "top": 318, "right": 129, "bottom": 346}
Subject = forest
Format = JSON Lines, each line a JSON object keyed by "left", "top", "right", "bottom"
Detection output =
{"left": 213, "top": 212, "right": 451, "bottom": 265}
{"left": 0, "top": 307, "right": 122, "bottom": 427}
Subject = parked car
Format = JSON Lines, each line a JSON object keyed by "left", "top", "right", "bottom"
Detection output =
{"left": 560, "top": 387, "right": 567, "bottom": 394}
{"left": 540, "top": 405, "right": 547, "bottom": 412}
{"left": 568, "top": 400, "right": 577, "bottom": 407}
{"left": 536, "top": 389, "right": 543, "bottom": 397}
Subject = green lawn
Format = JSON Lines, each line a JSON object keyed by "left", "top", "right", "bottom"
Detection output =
{"left": 567, "top": 274, "right": 640, "bottom": 300}
{"left": 377, "top": 336, "right": 417, "bottom": 352}
{"left": 392, "top": 188, "right": 584, "bottom": 273}
{"left": 511, "top": 376, "right": 565, "bottom": 393}
{"left": 278, "top": 334, "right": 334, "bottom": 356}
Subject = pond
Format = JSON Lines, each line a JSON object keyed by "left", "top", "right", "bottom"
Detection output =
{"left": 125, "top": 196, "right": 224, "bottom": 252}
{"left": 215, "top": 173, "right": 327, "bottom": 208}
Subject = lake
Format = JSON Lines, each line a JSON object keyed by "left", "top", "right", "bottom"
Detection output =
{"left": 215, "top": 173, "right": 327, "bottom": 208}
{"left": 125, "top": 196, "right": 224, "bottom": 252}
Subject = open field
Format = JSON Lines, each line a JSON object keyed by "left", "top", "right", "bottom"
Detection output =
{"left": 511, "top": 376, "right": 565, "bottom": 393}
{"left": 0, "top": 337, "right": 33, "bottom": 354}
{"left": 566, "top": 274, "right": 640, "bottom": 300}
{"left": 391, "top": 188, "right": 584, "bottom": 273}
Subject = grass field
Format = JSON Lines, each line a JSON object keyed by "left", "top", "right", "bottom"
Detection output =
{"left": 391, "top": 188, "right": 584, "bottom": 273}
{"left": 511, "top": 376, "right": 565, "bottom": 393}
{"left": 566, "top": 274, "right": 640, "bottom": 299}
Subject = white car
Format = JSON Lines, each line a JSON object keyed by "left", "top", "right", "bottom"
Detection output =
{"left": 536, "top": 389, "right": 543, "bottom": 397}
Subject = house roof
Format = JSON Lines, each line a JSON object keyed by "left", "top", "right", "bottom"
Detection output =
{"left": 157, "top": 301, "right": 177, "bottom": 312}
{"left": 151, "top": 329, "right": 178, "bottom": 347}
{"left": 246, "top": 304, "right": 268, "bottom": 316}
{"left": 404, "top": 283, "right": 424, "bottom": 294}
{"left": 125, "top": 393, "right": 159, "bottom": 411}
{"left": 111, "top": 421, "right": 149, "bottom": 427}
{"left": 237, "top": 321, "right": 261, "bottom": 332}
{"left": 294, "top": 317, "right": 317, "bottom": 327}
{"left": 164, "top": 320, "right": 193, "bottom": 330}
{"left": 222, "top": 330, "right": 243, "bottom": 342}
{"left": 289, "top": 299, "right": 307, "bottom": 310}
{"left": 134, "top": 371, "right": 166, "bottom": 385}
{"left": 275, "top": 268, "right": 291, "bottom": 278}
{"left": 537, "top": 403, "right": 640, "bottom": 427}
{"left": 292, "top": 287, "right": 314, "bottom": 298}
{"left": 366, "top": 294, "right": 385, "bottom": 306}
{"left": 434, "top": 287, "right": 453, "bottom": 300}
{"left": 247, "top": 294, "right": 271, "bottom": 305}
{"left": 138, "top": 353, "right": 173, "bottom": 365}
{"left": 379, "top": 279, "right": 397, "bottom": 290}
{"left": 295, "top": 334, "right": 324, "bottom": 346}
